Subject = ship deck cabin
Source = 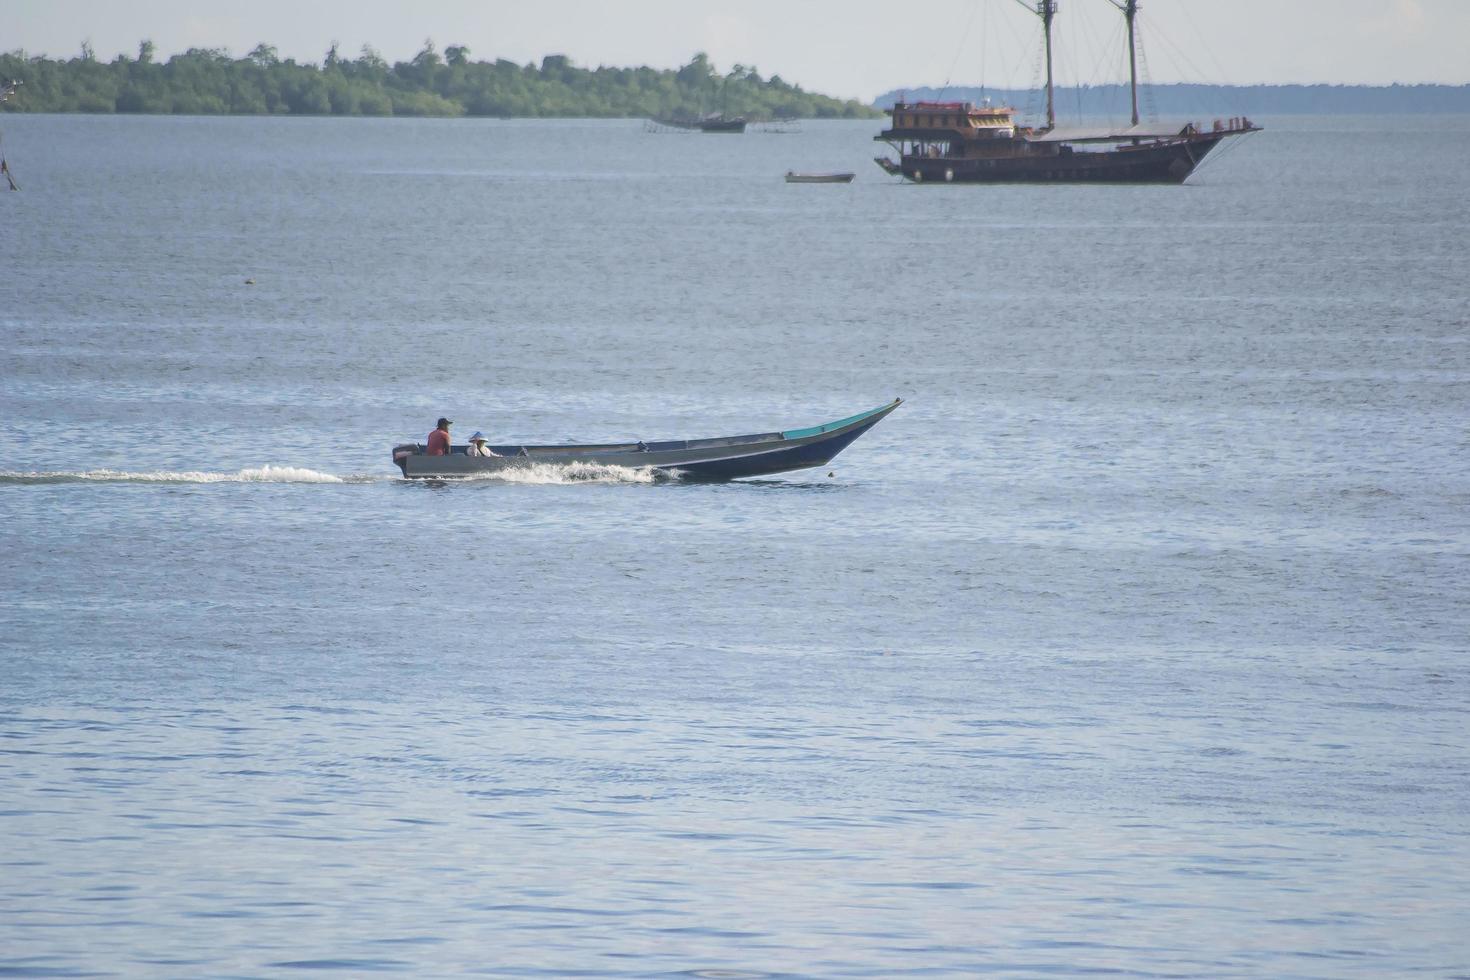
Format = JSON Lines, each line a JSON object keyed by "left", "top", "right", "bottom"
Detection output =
{"left": 877, "top": 99, "right": 1038, "bottom": 160}
{"left": 879, "top": 100, "right": 1019, "bottom": 142}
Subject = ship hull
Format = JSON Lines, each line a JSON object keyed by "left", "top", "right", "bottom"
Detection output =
{"left": 899, "top": 135, "right": 1225, "bottom": 184}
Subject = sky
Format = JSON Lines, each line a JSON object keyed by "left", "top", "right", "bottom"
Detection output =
{"left": 6, "top": 0, "right": 1467, "bottom": 101}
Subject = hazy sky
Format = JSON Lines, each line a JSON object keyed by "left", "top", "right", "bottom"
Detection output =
{"left": 7, "top": 0, "right": 1467, "bottom": 100}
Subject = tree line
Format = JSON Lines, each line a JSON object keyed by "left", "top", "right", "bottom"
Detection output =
{"left": 0, "top": 42, "right": 879, "bottom": 119}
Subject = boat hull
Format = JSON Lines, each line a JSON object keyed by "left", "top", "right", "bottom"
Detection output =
{"left": 649, "top": 116, "right": 747, "bottom": 134}
{"left": 393, "top": 399, "right": 901, "bottom": 481}
{"left": 699, "top": 119, "right": 747, "bottom": 133}
{"left": 899, "top": 135, "right": 1225, "bottom": 184}
{"left": 786, "top": 173, "right": 856, "bottom": 183}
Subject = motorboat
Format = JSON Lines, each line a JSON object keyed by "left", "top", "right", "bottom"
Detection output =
{"left": 392, "top": 399, "right": 901, "bottom": 480}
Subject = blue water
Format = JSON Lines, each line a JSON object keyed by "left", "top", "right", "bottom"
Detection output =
{"left": 2, "top": 113, "right": 1468, "bottom": 977}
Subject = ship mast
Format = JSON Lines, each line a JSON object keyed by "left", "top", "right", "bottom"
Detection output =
{"left": 1013, "top": 0, "right": 1057, "bottom": 130}
{"left": 1105, "top": 0, "right": 1141, "bottom": 125}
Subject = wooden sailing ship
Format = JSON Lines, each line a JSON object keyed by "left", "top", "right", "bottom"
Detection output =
{"left": 874, "top": 1, "right": 1259, "bottom": 184}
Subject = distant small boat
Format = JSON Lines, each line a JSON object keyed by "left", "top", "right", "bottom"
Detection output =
{"left": 698, "top": 115, "right": 747, "bottom": 133}
{"left": 650, "top": 113, "right": 747, "bottom": 134}
{"left": 392, "top": 399, "right": 901, "bottom": 481}
{"left": 785, "top": 171, "right": 856, "bottom": 183}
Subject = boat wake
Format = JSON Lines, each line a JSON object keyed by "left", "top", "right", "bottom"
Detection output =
{"left": 0, "top": 465, "right": 373, "bottom": 485}
{"left": 450, "top": 461, "right": 674, "bottom": 485}
{"left": 0, "top": 462, "right": 676, "bottom": 487}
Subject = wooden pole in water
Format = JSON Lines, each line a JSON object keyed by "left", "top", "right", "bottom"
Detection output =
{"left": 1041, "top": 0, "right": 1057, "bottom": 130}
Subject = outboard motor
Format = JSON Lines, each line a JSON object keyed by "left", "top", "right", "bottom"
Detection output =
{"left": 391, "top": 443, "right": 421, "bottom": 477}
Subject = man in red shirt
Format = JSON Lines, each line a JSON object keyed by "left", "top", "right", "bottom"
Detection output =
{"left": 426, "top": 417, "right": 452, "bottom": 456}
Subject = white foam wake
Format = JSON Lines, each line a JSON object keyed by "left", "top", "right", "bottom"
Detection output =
{"left": 0, "top": 462, "right": 672, "bottom": 486}
{"left": 0, "top": 465, "right": 362, "bottom": 485}
{"left": 455, "top": 461, "right": 672, "bottom": 485}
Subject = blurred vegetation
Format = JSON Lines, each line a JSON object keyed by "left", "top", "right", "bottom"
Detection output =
{"left": 0, "top": 42, "right": 880, "bottom": 119}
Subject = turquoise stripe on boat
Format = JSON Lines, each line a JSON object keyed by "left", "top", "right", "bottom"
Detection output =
{"left": 782, "top": 401, "right": 894, "bottom": 440}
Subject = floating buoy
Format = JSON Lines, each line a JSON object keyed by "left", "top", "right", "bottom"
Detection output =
{"left": 244, "top": 278, "right": 255, "bottom": 285}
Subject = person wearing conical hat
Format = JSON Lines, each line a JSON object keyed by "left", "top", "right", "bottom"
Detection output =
{"left": 466, "top": 431, "right": 498, "bottom": 458}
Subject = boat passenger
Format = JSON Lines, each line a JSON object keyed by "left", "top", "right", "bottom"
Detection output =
{"left": 426, "top": 417, "right": 452, "bottom": 456}
{"left": 466, "top": 431, "right": 498, "bottom": 458}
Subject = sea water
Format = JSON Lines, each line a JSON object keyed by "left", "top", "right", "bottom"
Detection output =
{"left": 1, "top": 114, "right": 1468, "bottom": 977}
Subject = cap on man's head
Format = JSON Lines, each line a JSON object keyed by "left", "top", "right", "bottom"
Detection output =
{"left": 437, "top": 417, "right": 452, "bottom": 427}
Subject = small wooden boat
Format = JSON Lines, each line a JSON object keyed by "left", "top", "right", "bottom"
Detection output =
{"left": 698, "top": 115, "right": 747, "bottom": 133}
{"left": 393, "top": 399, "right": 901, "bottom": 481}
{"left": 650, "top": 114, "right": 747, "bottom": 134}
{"left": 785, "top": 171, "right": 856, "bottom": 183}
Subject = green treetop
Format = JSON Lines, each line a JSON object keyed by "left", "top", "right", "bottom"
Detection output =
{"left": 0, "top": 44, "right": 880, "bottom": 119}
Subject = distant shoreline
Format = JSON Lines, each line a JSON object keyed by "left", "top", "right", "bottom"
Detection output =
{"left": 0, "top": 47, "right": 880, "bottom": 120}
{"left": 874, "top": 83, "right": 1470, "bottom": 115}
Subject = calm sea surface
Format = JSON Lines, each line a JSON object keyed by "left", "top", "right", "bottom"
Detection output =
{"left": 1, "top": 113, "right": 1468, "bottom": 977}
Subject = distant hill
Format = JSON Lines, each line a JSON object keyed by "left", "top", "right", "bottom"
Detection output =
{"left": 874, "top": 84, "right": 1470, "bottom": 116}
{"left": 0, "top": 44, "right": 880, "bottom": 119}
